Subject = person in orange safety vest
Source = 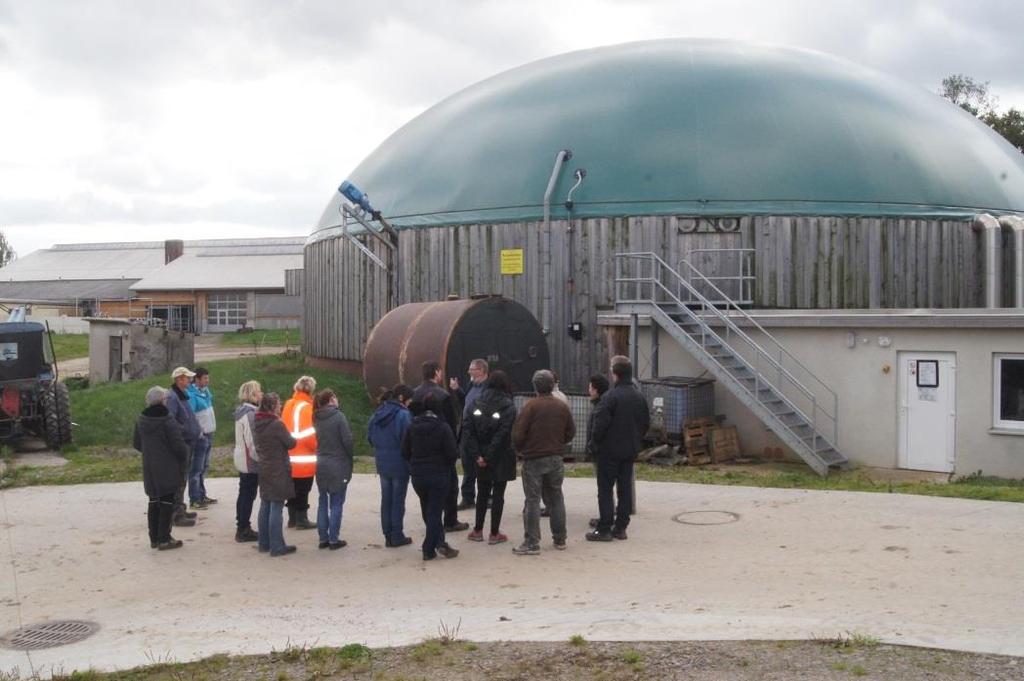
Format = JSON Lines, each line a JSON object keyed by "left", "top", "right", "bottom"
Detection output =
{"left": 282, "top": 375, "right": 318, "bottom": 529}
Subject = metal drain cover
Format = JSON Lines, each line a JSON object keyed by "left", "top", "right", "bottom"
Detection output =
{"left": 0, "top": 620, "right": 99, "bottom": 650}
{"left": 673, "top": 510, "right": 740, "bottom": 525}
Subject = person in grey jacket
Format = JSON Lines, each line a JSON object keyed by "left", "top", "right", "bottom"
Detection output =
{"left": 312, "top": 389, "right": 354, "bottom": 550}
{"left": 254, "top": 393, "right": 298, "bottom": 557}
{"left": 134, "top": 386, "right": 189, "bottom": 551}
{"left": 165, "top": 366, "right": 202, "bottom": 527}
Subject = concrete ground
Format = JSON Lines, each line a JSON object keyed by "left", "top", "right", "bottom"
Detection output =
{"left": 1, "top": 475, "right": 1022, "bottom": 677}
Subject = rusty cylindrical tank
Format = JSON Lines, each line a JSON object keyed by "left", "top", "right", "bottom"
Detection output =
{"left": 362, "top": 296, "right": 549, "bottom": 402}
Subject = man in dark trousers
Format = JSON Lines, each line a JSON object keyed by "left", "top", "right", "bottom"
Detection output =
{"left": 413, "top": 360, "right": 469, "bottom": 532}
{"left": 449, "top": 358, "right": 489, "bottom": 510}
{"left": 586, "top": 356, "right": 650, "bottom": 542}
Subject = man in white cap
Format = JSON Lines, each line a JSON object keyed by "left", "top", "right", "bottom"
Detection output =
{"left": 165, "top": 367, "right": 202, "bottom": 527}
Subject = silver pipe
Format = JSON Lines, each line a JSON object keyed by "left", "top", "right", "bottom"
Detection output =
{"left": 973, "top": 213, "right": 1001, "bottom": 308}
{"left": 541, "top": 149, "right": 571, "bottom": 334}
{"left": 999, "top": 215, "right": 1024, "bottom": 309}
{"left": 564, "top": 169, "right": 586, "bottom": 340}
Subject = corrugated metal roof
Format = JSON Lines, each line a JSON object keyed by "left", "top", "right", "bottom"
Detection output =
{"left": 0, "top": 279, "right": 138, "bottom": 303}
{"left": 0, "top": 236, "right": 306, "bottom": 282}
{"left": 0, "top": 245, "right": 165, "bottom": 281}
{"left": 319, "top": 39, "right": 1024, "bottom": 231}
{"left": 130, "top": 253, "right": 304, "bottom": 291}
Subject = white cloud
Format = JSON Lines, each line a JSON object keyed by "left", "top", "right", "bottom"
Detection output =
{"left": 0, "top": 0, "right": 1021, "bottom": 257}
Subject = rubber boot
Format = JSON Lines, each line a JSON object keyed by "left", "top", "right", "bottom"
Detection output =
{"left": 147, "top": 500, "right": 160, "bottom": 548}
{"left": 157, "top": 501, "right": 175, "bottom": 544}
{"left": 287, "top": 507, "right": 297, "bottom": 529}
{"left": 294, "top": 510, "right": 317, "bottom": 530}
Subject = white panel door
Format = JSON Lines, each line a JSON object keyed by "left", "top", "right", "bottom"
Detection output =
{"left": 897, "top": 352, "right": 956, "bottom": 473}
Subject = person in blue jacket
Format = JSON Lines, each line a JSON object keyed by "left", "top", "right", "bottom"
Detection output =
{"left": 368, "top": 384, "right": 414, "bottom": 547}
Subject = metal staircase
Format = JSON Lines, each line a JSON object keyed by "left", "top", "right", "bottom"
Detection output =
{"left": 614, "top": 252, "right": 847, "bottom": 477}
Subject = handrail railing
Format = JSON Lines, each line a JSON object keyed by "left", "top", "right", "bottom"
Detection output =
{"left": 614, "top": 251, "right": 838, "bottom": 449}
{"left": 679, "top": 248, "right": 754, "bottom": 305}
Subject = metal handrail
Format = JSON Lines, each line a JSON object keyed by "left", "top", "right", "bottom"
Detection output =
{"left": 679, "top": 248, "right": 754, "bottom": 305}
{"left": 614, "top": 251, "right": 838, "bottom": 447}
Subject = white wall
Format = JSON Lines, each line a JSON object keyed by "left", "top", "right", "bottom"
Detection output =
{"left": 636, "top": 324, "right": 1024, "bottom": 478}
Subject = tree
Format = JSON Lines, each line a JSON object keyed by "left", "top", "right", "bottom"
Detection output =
{"left": 940, "top": 74, "right": 997, "bottom": 116}
{"left": 985, "top": 108, "right": 1024, "bottom": 152}
{"left": 0, "top": 230, "right": 15, "bottom": 267}
{"left": 940, "top": 74, "right": 1023, "bottom": 152}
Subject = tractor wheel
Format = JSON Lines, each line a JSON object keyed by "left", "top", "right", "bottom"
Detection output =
{"left": 41, "top": 383, "right": 73, "bottom": 450}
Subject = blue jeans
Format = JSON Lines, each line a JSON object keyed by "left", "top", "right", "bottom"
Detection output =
{"left": 258, "top": 500, "right": 286, "bottom": 554}
{"left": 236, "top": 473, "right": 259, "bottom": 529}
{"left": 411, "top": 470, "right": 450, "bottom": 558}
{"left": 317, "top": 485, "right": 348, "bottom": 544}
{"left": 379, "top": 473, "right": 410, "bottom": 542}
{"left": 188, "top": 435, "right": 211, "bottom": 502}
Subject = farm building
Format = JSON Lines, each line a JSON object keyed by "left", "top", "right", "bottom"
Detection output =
{"left": 303, "top": 39, "right": 1024, "bottom": 477}
{"left": 0, "top": 237, "right": 305, "bottom": 332}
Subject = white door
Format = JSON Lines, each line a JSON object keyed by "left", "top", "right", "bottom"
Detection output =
{"left": 897, "top": 352, "right": 956, "bottom": 472}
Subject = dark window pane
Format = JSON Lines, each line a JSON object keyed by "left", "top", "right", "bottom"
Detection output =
{"left": 999, "top": 358, "right": 1024, "bottom": 422}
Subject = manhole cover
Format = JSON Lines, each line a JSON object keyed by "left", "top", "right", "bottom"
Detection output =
{"left": 672, "top": 510, "right": 740, "bottom": 525}
{"left": 0, "top": 620, "right": 99, "bottom": 650}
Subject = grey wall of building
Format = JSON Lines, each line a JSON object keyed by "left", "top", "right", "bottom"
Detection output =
{"left": 633, "top": 321, "right": 1024, "bottom": 477}
{"left": 87, "top": 320, "right": 194, "bottom": 384}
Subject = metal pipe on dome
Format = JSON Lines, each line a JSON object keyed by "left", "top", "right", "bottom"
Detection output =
{"left": 564, "top": 168, "right": 586, "bottom": 341}
{"left": 542, "top": 149, "right": 572, "bottom": 334}
{"left": 973, "top": 213, "right": 1001, "bottom": 308}
{"left": 999, "top": 215, "right": 1024, "bottom": 309}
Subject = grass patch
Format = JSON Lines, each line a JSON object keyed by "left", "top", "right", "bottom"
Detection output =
{"left": 410, "top": 639, "right": 445, "bottom": 662}
{"left": 218, "top": 328, "right": 300, "bottom": 349}
{"left": 569, "top": 634, "right": 587, "bottom": 647}
{"left": 49, "top": 332, "right": 90, "bottom": 361}
{"left": 562, "top": 461, "right": 1024, "bottom": 504}
{"left": 338, "top": 643, "right": 373, "bottom": 661}
{"left": 69, "top": 353, "right": 372, "bottom": 451}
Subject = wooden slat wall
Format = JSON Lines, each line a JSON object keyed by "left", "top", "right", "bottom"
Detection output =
{"left": 304, "top": 216, "right": 984, "bottom": 390}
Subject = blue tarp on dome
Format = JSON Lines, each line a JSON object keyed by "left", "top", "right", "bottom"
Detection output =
{"left": 316, "top": 39, "right": 1024, "bottom": 232}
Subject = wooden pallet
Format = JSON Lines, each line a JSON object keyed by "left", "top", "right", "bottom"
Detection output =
{"left": 710, "top": 426, "right": 741, "bottom": 463}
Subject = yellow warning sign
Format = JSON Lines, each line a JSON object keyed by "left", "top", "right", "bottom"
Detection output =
{"left": 500, "top": 249, "right": 524, "bottom": 275}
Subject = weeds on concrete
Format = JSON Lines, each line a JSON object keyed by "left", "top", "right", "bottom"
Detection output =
{"left": 815, "top": 631, "right": 881, "bottom": 651}
{"left": 436, "top": 618, "right": 461, "bottom": 644}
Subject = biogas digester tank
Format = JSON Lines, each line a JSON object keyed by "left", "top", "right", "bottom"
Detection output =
{"left": 362, "top": 297, "right": 549, "bottom": 401}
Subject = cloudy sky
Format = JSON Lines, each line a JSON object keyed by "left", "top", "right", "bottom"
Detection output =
{"left": 1, "top": 0, "right": 1022, "bottom": 257}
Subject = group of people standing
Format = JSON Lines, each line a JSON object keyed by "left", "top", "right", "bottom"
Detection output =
{"left": 133, "top": 353, "right": 649, "bottom": 562}
{"left": 378, "top": 354, "right": 650, "bottom": 560}
{"left": 134, "top": 369, "right": 355, "bottom": 556}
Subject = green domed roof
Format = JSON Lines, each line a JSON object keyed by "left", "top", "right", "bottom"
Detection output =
{"left": 317, "top": 39, "right": 1024, "bottom": 231}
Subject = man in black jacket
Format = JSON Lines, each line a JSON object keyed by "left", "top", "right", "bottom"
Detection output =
{"left": 586, "top": 357, "right": 650, "bottom": 542}
{"left": 413, "top": 361, "right": 469, "bottom": 532}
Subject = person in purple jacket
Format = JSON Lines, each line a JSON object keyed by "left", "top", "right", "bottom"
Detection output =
{"left": 368, "top": 384, "right": 414, "bottom": 548}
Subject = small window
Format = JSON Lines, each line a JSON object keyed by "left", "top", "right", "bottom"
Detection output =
{"left": 994, "top": 354, "right": 1024, "bottom": 430}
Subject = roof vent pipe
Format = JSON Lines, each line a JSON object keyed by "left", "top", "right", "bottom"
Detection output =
{"left": 973, "top": 214, "right": 1001, "bottom": 308}
{"left": 999, "top": 215, "right": 1024, "bottom": 309}
{"left": 541, "top": 149, "right": 571, "bottom": 334}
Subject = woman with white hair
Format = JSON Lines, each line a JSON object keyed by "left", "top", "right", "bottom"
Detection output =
{"left": 282, "top": 375, "right": 318, "bottom": 529}
{"left": 133, "top": 386, "right": 190, "bottom": 551}
{"left": 233, "top": 380, "right": 263, "bottom": 543}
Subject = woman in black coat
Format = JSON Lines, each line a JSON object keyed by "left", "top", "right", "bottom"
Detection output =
{"left": 133, "top": 386, "right": 190, "bottom": 550}
{"left": 254, "top": 392, "right": 298, "bottom": 557}
{"left": 401, "top": 393, "right": 460, "bottom": 561}
{"left": 463, "top": 370, "right": 517, "bottom": 545}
